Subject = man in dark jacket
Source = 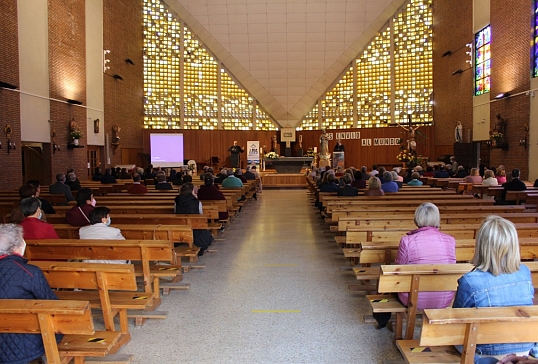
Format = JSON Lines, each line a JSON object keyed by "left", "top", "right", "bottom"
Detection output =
{"left": 174, "top": 183, "right": 214, "bottom": 255}
{"left": 49, "top": 173, "right": 75, "bottom": 203}
{"left": 498, "top": 168, "right": 527, "bottom": 204}
{"left": 0, "top": 224, "right": 63, "bottom": 363}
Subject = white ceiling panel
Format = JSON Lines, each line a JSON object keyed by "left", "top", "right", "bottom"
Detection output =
{"left": 164, "top": 0, "right": 407, "bottom": 126}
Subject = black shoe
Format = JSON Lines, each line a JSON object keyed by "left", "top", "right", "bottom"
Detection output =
{"left": 198, "top": 249, "right": 205, "bottom": 257}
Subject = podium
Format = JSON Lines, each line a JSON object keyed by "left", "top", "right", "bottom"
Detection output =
{"left": 332, "top": 152, "right": 344, "bottom": 169}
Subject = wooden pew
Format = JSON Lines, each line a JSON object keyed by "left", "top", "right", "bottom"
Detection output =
{"left": 336, "top": 212, "right": 538, "bottom": 232}
{"left": 329, "top": 205, "right": 525, "bottom": 224}
{"left": 32, "top": 261, "right": 150, "bottom": 349}
{"left": 367, "top": 262, "right": 538, "bottom": 342}
{"left": 53, "top": 224, "right": 194, "bottom": 248}
{"left": 25, "top": 239, "right": 182, "bottom": 307}
{"left": 351, "top": 237, "right": 538, "bottom": 266}
{"left": 0, "top": 299, "right": 123, "bottom": 364}
{"left": 46, "top": 213, "right": 211, "bottom": 229}
{"left": 345, "top": 223, "right": 538, "bottom": 247}
{"left": 397, "top": 306, "right": 538, "bottom": 364}
{"left": 325, "top": 198, "right": 495, "bottom": 214}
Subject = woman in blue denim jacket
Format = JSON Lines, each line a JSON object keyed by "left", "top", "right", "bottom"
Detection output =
{"left": 453, "top": 215, "right": 535, "bottom": 361}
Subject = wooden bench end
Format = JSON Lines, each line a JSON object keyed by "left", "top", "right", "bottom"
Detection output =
{"left": 396, "top": 339, "right": 460, "bottom": 364}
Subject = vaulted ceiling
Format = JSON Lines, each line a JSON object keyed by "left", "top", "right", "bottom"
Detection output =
{"left": 164, "top": 0, "right": 407, "bottom": 127}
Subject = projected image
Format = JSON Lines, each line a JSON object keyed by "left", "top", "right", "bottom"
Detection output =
{"left": 150, "top": 133, "right": 184, "bottom": 167}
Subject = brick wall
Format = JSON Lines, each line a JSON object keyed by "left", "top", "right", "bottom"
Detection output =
{"left": 432, "top": 1, "right": 473, "bottom": 153}
{"left": 47, "top": 0, "right": 88, "bottom": 183}
{"left": 103, "top": 0, "right": 144, "bottom": 168}
{"left": 0, "top": 0, "right": 22, "bottom": 190}
{"left": 489, "top": 0, "right": 531, "bottom": 179}
{"left": 433, "top": 0, "right": 532, "bottom": 179}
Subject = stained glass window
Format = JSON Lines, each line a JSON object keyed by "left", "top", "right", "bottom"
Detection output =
{"left": 475, "top": 25, "right": 491, "bottom": 96}
{"left": 534, "top": 1, "right": 538, "bottom": 77}
{"left": 299, "top": 0, "right": 433, "bottom": 129}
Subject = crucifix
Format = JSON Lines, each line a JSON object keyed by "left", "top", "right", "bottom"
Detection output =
{"left": 397, "top": 112, "right": 421, "bottom": 153}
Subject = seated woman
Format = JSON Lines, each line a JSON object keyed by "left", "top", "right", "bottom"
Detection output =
{"left": 363, "top": 177, "right": 385, "bottom": 196}
{"left": 374, "top": 203, "right": 456, "bottom": 329}
{"left": 453, "top": 216, "right": 536, "bottom": 361}
{"left": 65, "top": 188, "right": 95, "bottom": 226}
{"left": 381, "top": 171, "right": 399, "bottom": 193}
{"left": 482, "top": 169, "right": 499, "bottom": 186}
{"left": 319, "top": 173, "right": 339, "bottom": 192}
{"left": 0, "top": 224, "right": 63, "bottom": 363}
{"left": 496, "top": 166, "right": 507, "bottom": 184}
{"left": 406, "top": 172, "right": 423, "bottom": 186}
{"left": 463, "top": 167, "right": 483, "bottom": 184}
{"left": 351, "top": 170, "right": 366, "bottom": 189}
{"left": 336, "top": 173, "right": 358, "bottom": 196}
{"left": 174, "top": 183, "right": 214, "bottom": 256}
{"left": 197, "top": 176, "right": 229, "bottom": 221}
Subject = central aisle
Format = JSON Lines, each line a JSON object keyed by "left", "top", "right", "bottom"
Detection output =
{"left": 125, "top": 190, "right": 400, "bottom": 363}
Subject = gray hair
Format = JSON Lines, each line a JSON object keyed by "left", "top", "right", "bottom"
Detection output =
{"left": 390, "top": 171, "right": 399, "bottom": 181}
{"left": 472, "top": 216, "right": 520, "bottom": 276}
{"left": 414, "top": 202, "right": 440, "bottom": 228}
{"left": 383, "top": 171, "right": 393, "bottom": 182}
{"left": 0, "top": 224, "right": 24, "bottom": 255}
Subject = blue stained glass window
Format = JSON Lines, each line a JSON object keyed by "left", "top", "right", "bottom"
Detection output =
{"left": 534, "top": 2, "right": 538, "bottom": 77}
{"left": 475, "top": 25, "right": 491, "bottom": 96}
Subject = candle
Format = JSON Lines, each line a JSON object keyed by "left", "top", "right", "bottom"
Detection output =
{"left": 314, "top": 147, "right": 317, "bottom": 153}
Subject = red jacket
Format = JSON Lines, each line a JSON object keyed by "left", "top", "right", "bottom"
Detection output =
{"left": 127, "top": 183, "right": 148, "bottom": 194}
{"left": 20, "top": 217, "right": 59, "bottom": 239}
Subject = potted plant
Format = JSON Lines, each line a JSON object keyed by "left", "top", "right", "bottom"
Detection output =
{"left": 70, "top": 131, "right": 82, "bottom": 146}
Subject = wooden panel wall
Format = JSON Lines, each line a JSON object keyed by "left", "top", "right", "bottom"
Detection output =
{"left": 143, "top": 126, "right": 435, "bottom": 170}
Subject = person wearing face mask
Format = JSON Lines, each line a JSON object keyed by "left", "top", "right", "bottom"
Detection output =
{"left": 0, "top": 224, "right": 63, "bottom": 364}
{"left": 19, "top": 197, "right": 59, "bottom": 239}
{"left": 65, "top": 188, "right": 96, "bottom": 226}
{"left": 79, "top": 207, "right": 127, "bottom": 264}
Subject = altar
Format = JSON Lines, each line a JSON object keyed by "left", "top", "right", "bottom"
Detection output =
{"left": 264, "top": 157, "right": 313, "bottom": 174}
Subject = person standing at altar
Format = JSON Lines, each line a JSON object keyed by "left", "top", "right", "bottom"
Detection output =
{"left": 228, "top": 141, "right": 244, "bottom": 168}
{"left": 333, "top": 139, "right": 345, "bottom": 152}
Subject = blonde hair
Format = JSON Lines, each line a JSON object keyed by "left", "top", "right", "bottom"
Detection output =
{"left": 470, "top": 168, "right": 479, "bottom": 176}
{"left": 414, "top": 202, "right": 440, "bottom": 228}
{"left": 368, "top": 177, "right": 381, "bottom": 189}
{"left": 484, "top": 169, "right": 494, "bottom": 179}
{"left": 472, "top": 216, "right": 520, "bottom": 276}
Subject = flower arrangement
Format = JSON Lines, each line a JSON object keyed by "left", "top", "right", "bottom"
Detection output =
{"left": 70, "top": 131, "right": 82, "bottom": 139}
{"left": 265, "top": 151, "right": 279, "bottom": 159}
{"left": 490, "top": 132, "right": 503, "bottom": 139}
{"left": 187, "top": 162, "right": 196, "bottom": 172}
{"left": 397, "top": 149, "right": 415, "bottom": 163}
{"left": 304, "top": 148, "right": 315, "bottom": 158}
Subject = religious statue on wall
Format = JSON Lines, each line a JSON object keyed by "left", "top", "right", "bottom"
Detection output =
{"left": 319, "top": 129, "right": 329, "bottom": 160}
{"left": 455, "top": 121, "right": 463, "bottom": 143}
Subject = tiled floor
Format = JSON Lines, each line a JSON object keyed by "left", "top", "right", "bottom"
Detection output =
{"left": 122, "top": 189, "right": 401, "bottom": 363}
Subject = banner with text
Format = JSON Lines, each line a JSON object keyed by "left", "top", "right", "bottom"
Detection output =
{"left": 247, "top": 140, "right": 260, "bottom": 165}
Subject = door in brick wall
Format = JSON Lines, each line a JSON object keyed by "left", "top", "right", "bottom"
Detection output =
{"left": 87, "top": 146, "right": 101, "bottom": 178}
